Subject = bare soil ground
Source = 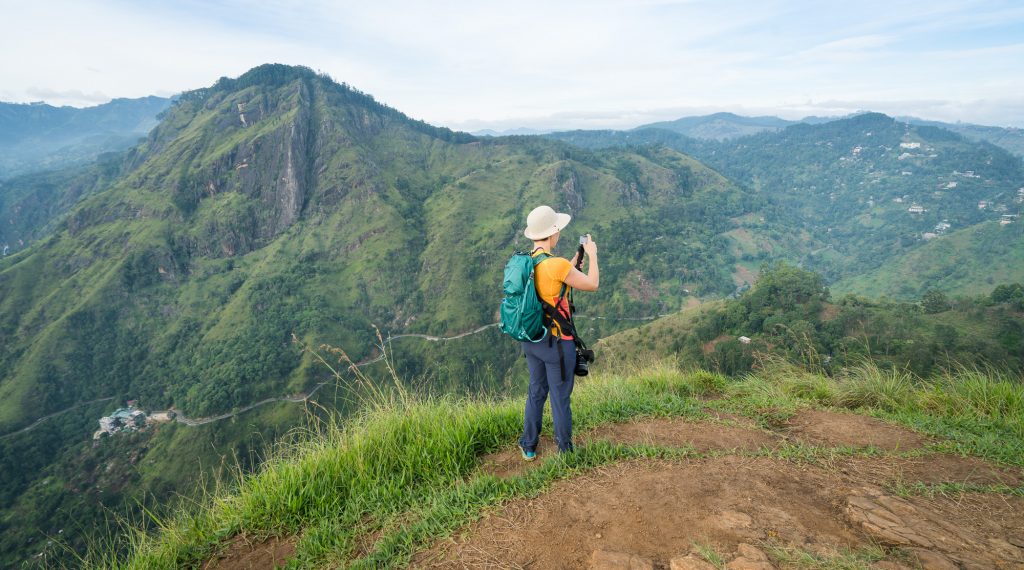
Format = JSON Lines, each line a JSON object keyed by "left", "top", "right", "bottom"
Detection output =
{"left": 782, "top": 409, "right": 931, "bottom": 451}
{"left": 418, "top": 414, "right": 1024, "bottom": 570}
{"left": 201, "top": 534, "right": 296, "bottom": 570}
{"left": 479, "top": 416, "right": 779, "bottom": 479}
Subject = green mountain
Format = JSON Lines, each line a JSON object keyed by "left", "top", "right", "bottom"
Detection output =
{"left": 0, "top": 64, "right": 758, "bottom": 431}
{"left": 638, "top": 112, "right": 796, "bottom": 140}
{"left": 0, "top": 64, "right": 764, "bottom": 566}
{"left": 548, "top": 113, "right": 1024, "bottom": 287}
{"left": 0, "top": 97, "right": 171, "bottom": 179}
{"left": 902, "top": 116, "right": 1024, "bottom": 158}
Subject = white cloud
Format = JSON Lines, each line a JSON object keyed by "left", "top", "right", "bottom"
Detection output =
{"left": 23, "top": 87, "right": 111, "bottom": 106}
{"left": 1, "top": 0, "right": 1022, "bottom": 128}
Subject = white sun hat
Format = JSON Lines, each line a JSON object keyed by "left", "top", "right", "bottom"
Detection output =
{"left": 524, "top": 205, "right": 572, "bottom": 240}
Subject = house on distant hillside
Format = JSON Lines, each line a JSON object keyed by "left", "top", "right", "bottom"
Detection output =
{"left": 93, "top": 406, "right": 147, "bottom": 439}
{"left": 907, "top": 204, "right": 926, "bottom": 214}
{"left": 1001, "top": 214, "right": 1017, "bottom": 226}
{"left": 738, "top": 336, "right": 751, "bottom": 344}
{"left": 935, "top": 221, "right": 951, "bottom": 232}
{"left": 900, "top": 142, "right": 921, "bottom": 149}
{"left": 978, "top": 200, "right": 990, "bottom": 210}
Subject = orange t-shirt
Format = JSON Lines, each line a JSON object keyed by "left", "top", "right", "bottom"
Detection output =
{"left": 531, "top": 249, "right": 574, "bottom": 340}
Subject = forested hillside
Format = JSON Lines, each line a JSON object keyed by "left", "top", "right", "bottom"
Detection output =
{"left": 637, "top": 112, "right": 795, "bottom": 140}
{"left": 0, "top": 65, "right": 764, "bottom": 566}
{"left": 601, "top": 264, "right": 1024, "bottom": 378}
{"left": 833, "top": 220, "right": 1024, "bottom": 299}
{"left": 548, "top": 113, "right": 1024, "bottom": 288}
{"left": 0, "top": 153, "right": 131, "bottom": 254}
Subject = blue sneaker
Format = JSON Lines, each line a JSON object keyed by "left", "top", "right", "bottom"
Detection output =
{"left": 521, "top": 447, "right": 537, "bottom": 462}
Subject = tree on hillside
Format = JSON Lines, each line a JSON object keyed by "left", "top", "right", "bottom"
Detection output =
{"left": 921, "top": 289, "right": 951, "bottom": 314}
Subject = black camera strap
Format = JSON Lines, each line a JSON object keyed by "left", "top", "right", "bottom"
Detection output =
{"left": 538, "top": 244, "right": 593, "bottom": 382}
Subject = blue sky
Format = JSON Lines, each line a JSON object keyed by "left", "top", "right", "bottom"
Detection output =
{"left": 2, "top": 0, "right": 1023, "bottom": 129}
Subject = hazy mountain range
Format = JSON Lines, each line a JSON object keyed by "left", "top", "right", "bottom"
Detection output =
{"left": 477, "top": 112, "right": 1024, "bottom": 158}
{"left": 0, "top": 96, "right": 172, "bottom": 179}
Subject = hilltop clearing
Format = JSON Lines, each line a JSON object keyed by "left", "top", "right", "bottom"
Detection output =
{"left": 104, "top": 358, "right": 1023, "bottom": 569}
{"left": 423, "top": 414, "right": 1021, "bottom": 569}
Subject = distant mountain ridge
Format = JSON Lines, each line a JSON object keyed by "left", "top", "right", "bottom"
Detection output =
{"left": 637, "top": 112, "right": 797, "bottom": 140}
{"left": 0, "top": 96, "right": 172, "bottom": 179}
{"left": 547, "top": 111, "right": 1024, "bottom": 291}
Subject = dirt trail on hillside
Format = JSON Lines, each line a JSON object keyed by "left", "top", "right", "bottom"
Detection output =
{"left": 420, "top": 411, "right": 1024, "bottom": 569}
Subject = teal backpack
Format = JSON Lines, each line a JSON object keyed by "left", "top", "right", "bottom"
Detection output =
{"left": 499, "top": 251, "right": 551, "bottom": 342}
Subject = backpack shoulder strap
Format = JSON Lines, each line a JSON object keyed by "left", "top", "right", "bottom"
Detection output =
{"left": 531, "top": 248, "right": 552, "bottom": 266}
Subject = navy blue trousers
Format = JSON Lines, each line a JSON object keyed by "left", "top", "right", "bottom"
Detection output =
{"left": 519, "top": 337, "right": 576, "bottom": 453}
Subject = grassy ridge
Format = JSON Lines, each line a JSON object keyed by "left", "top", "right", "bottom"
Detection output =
{"left": 90, "top": 357, "right": 1023, "bottom": 569}
{"left": 832, "top": 221, "right": 1024, "bottom": 299}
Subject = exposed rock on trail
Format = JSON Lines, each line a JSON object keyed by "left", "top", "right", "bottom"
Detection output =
{"left": 845, "top": 485, "right": 1024, "bottom": 568}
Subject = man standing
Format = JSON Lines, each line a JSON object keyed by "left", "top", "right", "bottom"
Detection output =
{"left": 519, "top": 205, "right": 599, "bottom": 460}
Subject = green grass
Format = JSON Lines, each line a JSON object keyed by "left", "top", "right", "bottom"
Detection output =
{"left": 891, "top": 480, "right": 1024, "bottom": 498}
{"left": 85, "top": 357, "right": 1023, "bottom": 569}
{"left": 691, "top": 541, "right": 727, "bottom": 568}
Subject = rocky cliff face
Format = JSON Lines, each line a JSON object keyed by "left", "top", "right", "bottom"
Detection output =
{"left": 556, "top": 163, "right": 584, "bottom": 214}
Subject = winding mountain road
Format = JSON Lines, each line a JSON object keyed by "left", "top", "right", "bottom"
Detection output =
{"left": 2, "top": 313, "right": 669, "bottom": 437}
{"left": 0, "top": 396, "right": 116, "bottom": 441}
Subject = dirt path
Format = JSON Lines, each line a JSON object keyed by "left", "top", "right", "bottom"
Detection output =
{"left": 419, "top": 411, "right": 1024, "bottom": 569}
